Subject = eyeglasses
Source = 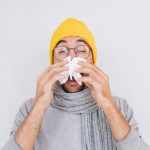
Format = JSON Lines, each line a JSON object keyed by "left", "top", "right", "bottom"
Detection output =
{"left": 53, "top": 45, "right": 91, "bottom": 61}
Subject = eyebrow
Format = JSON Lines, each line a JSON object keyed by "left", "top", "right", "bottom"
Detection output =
{"left": 76, "top": 39, "right": 87, "bottom": 43}
{"left": 56, "top": 39, "right": 87, "bottom": 46}
{"left": 76, "top": 39, "right": 91, "bottom": 48}
{"left": 56, "top": 40, "right": 67, "bottom": 47}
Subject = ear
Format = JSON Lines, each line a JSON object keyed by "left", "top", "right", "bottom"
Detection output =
{"left": 52, "top": 53, "right": 54, "bottom": 64}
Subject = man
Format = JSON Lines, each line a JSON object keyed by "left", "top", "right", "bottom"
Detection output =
{"left": 1, "top": 18, "right": 150, "bottom": 150}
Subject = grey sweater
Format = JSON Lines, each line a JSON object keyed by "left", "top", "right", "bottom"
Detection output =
{"left": 1, "top": 96, "right": 150, "bottom": 150}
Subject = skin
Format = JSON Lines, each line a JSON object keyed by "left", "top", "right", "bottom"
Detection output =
{"left": 53, "top": 37, "right": 93, "bottom": 93}
{"left": 15, "top": 36, "right": 130, "bottom": 150}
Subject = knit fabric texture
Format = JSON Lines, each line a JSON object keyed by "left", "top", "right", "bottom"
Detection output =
{"left": 49, "top": 18, "right": 97, "bottom": 64}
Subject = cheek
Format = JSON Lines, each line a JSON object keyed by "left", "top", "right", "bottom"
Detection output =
{"left": 87, "top": 53, "right": 94, "bottom": 64}
{"left": 53, "top": 58, "right": 60, "bottom": 64}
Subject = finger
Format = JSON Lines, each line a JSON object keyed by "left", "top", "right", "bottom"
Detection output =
{"left": 77, "top": 76, "right": 101, "bottom": 89}
{"left": 78, "top": 61, "right": 108, "bottom": 81}
{"left": 75, "top": 67, "right": 96, "bottom": 77}
{"left": 77, "top": 61, "right": 95, "bottom": 69}
{"left": 77, "top": 61, "right": 101, "bottom": 76}
{"left": 39, "top": 60, "right": 69, "bottom": 79}
{"left": 75, "top": 68, "right": 105, "bottom": 84}
{"left": 40, "top": 66, "right": 69, "bottom": 85}
{"left": 95, "top": 66, "right": 109, "bottom": 81}
{"left": 51, "top": 60, "right": 69, "bottom": 70}
{"left": 84, "top": 82, "right": 94, "bottom": 90}
{"left": 43, "top": 74, "right": 67, "bottom": 92}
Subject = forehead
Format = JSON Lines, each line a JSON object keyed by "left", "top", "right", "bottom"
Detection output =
{"left": 56, "top": 36, "right": 87, "bottom": 46}
{"left": 62, "top": 36, "right": 83, "bottom": 41}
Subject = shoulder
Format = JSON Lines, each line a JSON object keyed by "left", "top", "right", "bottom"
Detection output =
{"left": 112, "top": 95, "right": 128, "bottom": 108}
{"left": 16, "top": 97, "right": 35, "bottom": 117}
{"left": 111, "top": 95, "right": 133, "bottom": 120}
{"left": 11, "top": 97, "right": 35, "bottom": 132}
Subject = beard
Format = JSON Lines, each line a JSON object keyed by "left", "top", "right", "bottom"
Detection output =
{"left": 61, "top": 73, "right": 88, "bottom": 93}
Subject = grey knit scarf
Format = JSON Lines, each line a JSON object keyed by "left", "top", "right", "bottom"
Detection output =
{"left": 50, "top": 81, "right": 116, "bottom": 150}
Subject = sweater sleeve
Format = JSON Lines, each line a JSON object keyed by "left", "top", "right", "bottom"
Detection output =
{"left": 113, "top": 96, "right": 150, "bottom": 150}
{"left": 1, "top": 98, "right": 34, "bottom": 150}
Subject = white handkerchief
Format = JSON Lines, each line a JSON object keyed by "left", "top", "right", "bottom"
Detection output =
{"left": 59, "top": 56, "right": 87, "bottom": 85}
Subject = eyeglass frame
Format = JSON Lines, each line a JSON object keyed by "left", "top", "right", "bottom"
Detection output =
{"left": 53, "top": 44, "right": 92, "bottom": 61}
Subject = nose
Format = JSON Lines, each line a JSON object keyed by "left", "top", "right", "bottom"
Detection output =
{"left": 68, "top": 49, "right": 76, "bottom": 60}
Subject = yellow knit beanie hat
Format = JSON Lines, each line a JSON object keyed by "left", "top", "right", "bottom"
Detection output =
{"left": 49, "top": 18, "right": 97, "bottom": 64}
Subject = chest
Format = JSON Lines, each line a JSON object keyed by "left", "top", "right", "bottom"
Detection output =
{"left": 34, "top": 106, "right": 82, "bottom": 150}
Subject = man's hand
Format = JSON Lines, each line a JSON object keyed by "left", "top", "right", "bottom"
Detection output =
{"left": 34, "top": 60, "right": 69, "bottom": 111}
{"left": 75, "top": 61, "right": 113, "bottom": 108}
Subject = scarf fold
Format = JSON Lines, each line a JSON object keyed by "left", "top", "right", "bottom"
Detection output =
{"left": 50, "top": 81, "right": 116, "bottom": 150}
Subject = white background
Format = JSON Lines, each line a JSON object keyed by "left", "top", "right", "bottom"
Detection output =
{"left": 0, "top": 0, "right": 150, "bottom": 148}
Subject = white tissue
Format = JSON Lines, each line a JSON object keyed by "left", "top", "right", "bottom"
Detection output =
{"left": 59, "top": 56, "right": 87, "bottom": 85}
